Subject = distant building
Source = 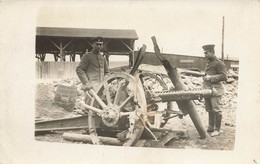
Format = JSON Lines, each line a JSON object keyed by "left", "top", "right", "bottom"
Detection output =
{"left": 136, "top": 51, "right": 239, "bottom": 72}
{"left": 35, "top": 27, "right": 138, "bottom": 66}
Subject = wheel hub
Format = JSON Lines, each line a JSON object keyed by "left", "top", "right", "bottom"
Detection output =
{"left": 101, "top": 106, "right": 120, "bottom": 127}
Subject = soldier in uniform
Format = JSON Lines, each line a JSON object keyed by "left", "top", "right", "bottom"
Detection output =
{"left": 202, "top": 44, "right": 228, "bottom": 137}
{"left": 76, "top": 36, "right": 110, "bottom": 91}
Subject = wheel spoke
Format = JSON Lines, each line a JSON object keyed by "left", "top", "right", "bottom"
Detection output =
{"left": 119, "top": 111, "right": 134, "bottom": 117}
{"left": 118, "top": 94, "right": 134, "bottom": 110}
{"left": 104, "top": 81, "right": 112, "bottom": 106}
{"left": 146, "top": 111, "right": 165, "bottom": 116}
{"left": 88, "top": 89, "right": 107, "bottom": 109}
{"left": 113, "top": 80, "right": 125, "bottom": 106}
{"left": 79, "top": 101, "right": 103, "bottom": 114}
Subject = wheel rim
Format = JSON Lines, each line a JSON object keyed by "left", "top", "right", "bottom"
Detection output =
{"left": 87, "top": 72, "right": 147, "bottom": 146}
{"left": 139, "top": 73, "right": 172, "bottom": 128}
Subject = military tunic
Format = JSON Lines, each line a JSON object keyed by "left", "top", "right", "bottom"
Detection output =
{"left": 76, "top": 51, "right": 109, "bottom": 85}
{"left": 203, "top": 57, "right": 227, "bottom": 115}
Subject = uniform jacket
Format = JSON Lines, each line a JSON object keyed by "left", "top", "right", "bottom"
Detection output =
{"left": 203, "top": 57, "right": 228, "bottom": 96}
{"left": 76, "top": 51, "right": 109, "bottom": 84}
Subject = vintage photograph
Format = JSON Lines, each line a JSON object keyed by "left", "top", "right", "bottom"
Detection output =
{"left": 1, "top": 1, "right": 260, "bottom": 164}
{"left": 34, "top": 6, "right": 239, "bottom": 150}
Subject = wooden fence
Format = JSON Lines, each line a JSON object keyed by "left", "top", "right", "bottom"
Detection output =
{"left": 36, "top": 54, "right": 239, "bottom": 79}
{"left": 35, "top": 61, "right": 129, "bottom": 79}
{"left": 36, "top": 61, "right": 79, "bottom": 79}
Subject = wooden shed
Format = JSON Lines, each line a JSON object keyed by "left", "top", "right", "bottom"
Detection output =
{"left": 35, "top": 27, "right": 138, "bottom": 66}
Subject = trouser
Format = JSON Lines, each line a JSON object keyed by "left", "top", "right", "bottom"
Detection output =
{"left": 205, "top": 96, "right": 222, "bottom": 130}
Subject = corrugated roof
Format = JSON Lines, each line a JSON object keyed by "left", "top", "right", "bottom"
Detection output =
{"left": 36, "top": 27, "right": 138, "bottom": 39}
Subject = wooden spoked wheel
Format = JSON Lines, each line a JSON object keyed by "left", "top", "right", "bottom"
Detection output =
{"left": 87, "top": 72, "right": 147, "bottom": 146}
{"left": 139, "top": 73, "right": 171, "bottom": 128}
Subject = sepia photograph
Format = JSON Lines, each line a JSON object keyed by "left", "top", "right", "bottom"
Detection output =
{"left": 34, "top": 4, "right": 238, "bottom": 150}
{"left": 1, "top": 1, "right": 260, "bottom": 164}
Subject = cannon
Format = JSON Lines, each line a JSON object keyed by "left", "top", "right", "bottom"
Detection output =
{"left": 36, "top": 36, "right": 216, "bottom": 147}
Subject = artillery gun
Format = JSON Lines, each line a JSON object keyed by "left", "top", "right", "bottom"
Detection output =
{"left": 36, "top": 36, "right": 216, "bottom": 147}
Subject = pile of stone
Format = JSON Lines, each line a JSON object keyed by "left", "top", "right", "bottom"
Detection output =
{"left": 226, "top": 69, "right": 239, "bottom": 84}
{"left": 180, "top": 69, "right": 238, "bottom": 109}
{"left": 36, "top": 66, "right": 238, "bottom": 119}
{"left": 38, "top": 77, "right": 87, "bottom": 117}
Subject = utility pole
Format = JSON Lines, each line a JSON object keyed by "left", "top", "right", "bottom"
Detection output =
{"left": 221, "top": 16, "right": 225, "bottom": 61}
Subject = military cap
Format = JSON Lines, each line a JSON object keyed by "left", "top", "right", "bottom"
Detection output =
{"left": 202, "top": 44, "right": 215, "bottom": 52}
{"left": 91, "top": 36, "right": 103, "bottom": 44}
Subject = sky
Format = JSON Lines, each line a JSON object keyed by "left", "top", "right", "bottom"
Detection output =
{"left": 36, "top": 1, "right": 249, "bottom": 61}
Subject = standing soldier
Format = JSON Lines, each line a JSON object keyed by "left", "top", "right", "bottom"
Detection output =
{"left": 202, "top": 44, "right": 228, "bottom": 137}
{"left": 76, "top": 36, "right": 110, "bottom": 91}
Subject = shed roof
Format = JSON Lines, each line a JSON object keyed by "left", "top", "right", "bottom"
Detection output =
{"left": 36, "top": 27, "right": 138, "bottom": 39}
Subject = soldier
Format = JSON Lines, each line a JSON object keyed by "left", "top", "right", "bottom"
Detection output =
{"left": 202, "top": 44, "right": 228, "bottom": 137}
{"left": 76, "top": 36, "right": 110, "bottom": 91}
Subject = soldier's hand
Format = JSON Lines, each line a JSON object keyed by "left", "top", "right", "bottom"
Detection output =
{"left": 81, "top": 83, "right": 93, "bottom": 91}
{"left": 203, "top": 75, "right": 211, "bottom": 81}
{"left": 104, "top": 72, "right": 112, "bottom": 78}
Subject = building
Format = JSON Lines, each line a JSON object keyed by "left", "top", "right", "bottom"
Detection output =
{"left": 36, "top": 27, "right": 138, "bottom": 66}
{"left": 138, "top": 51, "right": 239, "bottom": 72}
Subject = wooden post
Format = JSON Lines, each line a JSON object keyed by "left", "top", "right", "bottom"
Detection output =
{"left": 59, "top": 41, "right": 65, "bottom": 62}
{"left": 71, "top": 53, "right": 76, "bottom": 62}
{"left": 221, "top": 16, "right": 225, "bottom": 61}
{"left": 132, "top": 40, "right": 135, "bottom": 67}
{"left": 63, "top": 133, "right": 123, "bottom": 146}
{"left": 129, "top": 45, "right": 146, "bottom": 75}
{"left": 53, "top": 53, "right": 59, "bottom": 61}
{"left": 40, "top": 53, "right": 46, "bottom": 61}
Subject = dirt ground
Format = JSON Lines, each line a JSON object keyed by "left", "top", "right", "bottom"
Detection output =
{"left": 35, "top": 71, "right": 237, "bottom": 150}
{"left": 163, "top": 106, "right": 236, "bottom": 150}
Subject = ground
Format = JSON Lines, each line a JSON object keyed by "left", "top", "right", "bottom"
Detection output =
{"left": 35, "top": 70, "right": 238, "bottom": 150}
{"left": 163, "top": 106, "right": 236, "bottom": 150}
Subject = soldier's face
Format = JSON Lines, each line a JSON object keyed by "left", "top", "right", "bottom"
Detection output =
{"left": 93, "top": 42, "right": 103, "bottom": 52}
{"left": 204, "top": 51, "right": 215, "bottom": 60}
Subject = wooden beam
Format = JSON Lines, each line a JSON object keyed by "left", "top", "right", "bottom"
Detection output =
{"left": 63, "top": 133, "right": 123, "bottom": 146}
{"left": 130, "top": 45, "right": 146, "bottom": 75}
{"left": 132, "top": 41, "right": 135, "bottom": 66}
{"left": 49, "top": 39, "right": 61, "bottom": 51}
{"left": 106, "top": 52, "right": 130, "bottom": 55}
{"left": 63, "top": 39, "right": 73, "bottom": 50}
{"left": 103, "top": 39, "right": 111, "bottom": 49}
{"left": 40, "top": 53, "right": 46, "bottom": 61}
{"left": 59, "top": 41, "right": 65, "bottom": 61}
{"left": 84, "top": 39, "right": 93, "bottom": 48}
{"left": 102, "top": 40, "right": 111, "bottom": 56}
{"left": 120, "top": 40, "right": 133, "bottom": 52}
{"left": 71, "top": 54, "right": 76, "bottom": 62}
{"left": 53, "top": 53, "right": 59, "bottom": 61}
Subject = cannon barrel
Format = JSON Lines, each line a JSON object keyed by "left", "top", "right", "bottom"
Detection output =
{"left": 153, "top": 88, "right": 214, "bottom": 102}
{"left": 151, "top": 36, "right": 207, "bottom": 139}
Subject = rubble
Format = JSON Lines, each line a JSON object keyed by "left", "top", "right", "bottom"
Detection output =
{"left": 228, "top": 69, "right": 239, "bottom": 79}
{"left": 35, "top": 77, "right": 84, "bottom": 120}
{"left": 35, "top": 64, "right": 238, "bottom": 150}
{"left": 226, "top": 69, "right": 239, "bottom": 84}
{"left": 182, "top": 75, "right": 238, "bottom": 109}
{"left": 35, "top": 65, "right": 238, "bottom": 122}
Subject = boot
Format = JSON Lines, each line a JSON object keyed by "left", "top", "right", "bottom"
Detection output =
{"left": 211, "top": 114, "right": 222, "bottom": 137}
{"left": 207, "top": 112, "right": 215, "bottom": 132}
{"left": 215, "top": 114, "right": 222, "bottom": 131}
